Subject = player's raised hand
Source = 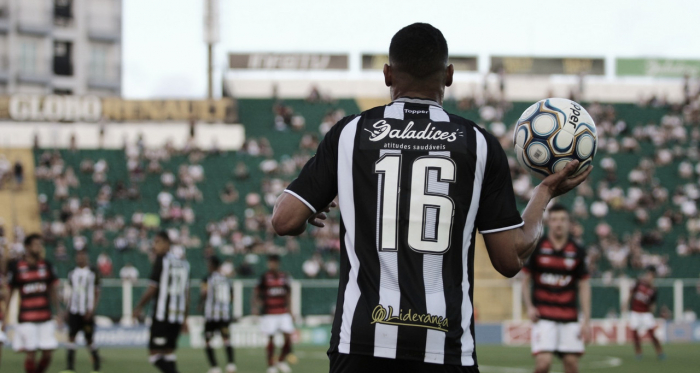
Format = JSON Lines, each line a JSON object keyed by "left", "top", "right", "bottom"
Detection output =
{"left": 539, "top": 160, "right": 593, "bottom": 198}
{"left": 308, "top": 201, "right": 337, "bottom": 228}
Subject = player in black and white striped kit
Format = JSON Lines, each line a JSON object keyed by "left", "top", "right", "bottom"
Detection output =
{"left": 200, "top": 256, "right": 236, "bottom": 373}
{"left": 133, "top": 231, "right": 191, "bottom": 373}
{"left": 62, "top": 249, "right": 101, "bottom": 373}
{"left": 272, "top": 23, "right": 591, "bottom": 373}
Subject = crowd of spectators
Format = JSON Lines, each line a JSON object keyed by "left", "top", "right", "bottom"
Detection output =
{"left": 11, "top": 78, "right": 700, "bottom": 291}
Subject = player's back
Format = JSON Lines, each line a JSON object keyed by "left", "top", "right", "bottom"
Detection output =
{"left": 286, "top": 97, "right": 523, "bottom": 366}
{"left": 67, "top": 265, "right": 99, "bottom": 315}
{"left": 152, "top": 252, "right": 190, "bottom": 324}
{"left": 204, "top": 271, "right": 232, "bottom": 321}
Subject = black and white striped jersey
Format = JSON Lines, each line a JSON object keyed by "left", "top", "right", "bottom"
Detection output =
{"left": 286, "top": 97, "right": 523, "bottom": 366}
{"left": 150, "top": 252, "right": 190, "bottom": 324}
{"left": 202, "top": 271, "right": 233, "bottom": 322}
{"left": 67, "top": 266, "right": 100, "bottom": 316}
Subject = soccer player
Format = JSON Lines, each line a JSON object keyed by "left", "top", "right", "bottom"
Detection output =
{"left": 522, "top": 204, "right": 591, "bottom": 373}
{"left": 200, "top": 256, "right": 237, "bottom": 373}
{"left": 133, "top": 231, "right": 191, "bottom": 373}
{"left": 0, "top": 271, "right": 6, "bottom": 366}
{"left": 5, "top": 233, "right": 61, "bottom": 373}
{"left": 629, "top": 266, "right": 664, "bottom": 360}
{"left": 252, "top": 255, "right": 294, "bottom": 373}
{"left": 62, "top": 249, "right": 101, "bottom": 373}
{"left": 271, "top": 22, "right": 591, "bottom": 373}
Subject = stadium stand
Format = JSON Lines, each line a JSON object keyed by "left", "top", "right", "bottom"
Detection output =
{"left": 18, "top": 95, "right": 700, "bottom": 320}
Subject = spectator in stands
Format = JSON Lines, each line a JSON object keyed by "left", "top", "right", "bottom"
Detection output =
{"left": 120, "top": 262, "right": 140, "bottom": 283}
{"left": 220, "top": 183, "right": 239, "bottom": 204}
{"left": 302, "top": 254, "right": 322, "bottom": 278}
{"left": 97, "top": 251, "right": 113, "bottom": 277}
{"left": 234, "top": 162, "right": 250, "bottom": 180}
{"left": 13, "top": 159, "right": 23, "bottom": 190}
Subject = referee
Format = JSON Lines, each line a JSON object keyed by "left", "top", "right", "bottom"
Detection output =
{"left": 272, "top": 23, "right": 591, "bottom": 373}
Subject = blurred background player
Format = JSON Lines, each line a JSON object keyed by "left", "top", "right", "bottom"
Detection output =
{"left": 5, "top": 233, "right": 61, "bottom": 373}
{"left": 133, "top": 231, "right": 191, "bottom": 373}
{"left": 628, "top": 266, "right": 665, "bottom": 360}
{"left": 61, "top": 249, "right": 101, "bottom": 373}
{"left": 252, "top": 254, "right": 294, "bottom": 373}
{"left": 522, "top": 204, "right": 591, "bottom": 373}
{"left": 200, "top": 256, "right": 237, "bottom": 373}
{"left": 0, "top": 269, "right": 6, "bottom": 367}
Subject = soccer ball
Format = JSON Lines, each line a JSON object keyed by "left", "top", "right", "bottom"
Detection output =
{"left": 513, "top": 98, "right": 597, "bottom": 180}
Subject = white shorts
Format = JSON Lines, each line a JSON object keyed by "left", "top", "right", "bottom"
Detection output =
{"left": 0, "top": 322, "right": 6, "bottom": 344}
{"left": 13, "top": 321, "right": 59, "bottom": 352}
{"left": 629, "top": 311, "right": 657, "bottom": 333}
{"left": 531, "top": 319, "right": 584, "bottom": 355}
{"left": 260, "top": 314, "right": 295, "bottom": 336}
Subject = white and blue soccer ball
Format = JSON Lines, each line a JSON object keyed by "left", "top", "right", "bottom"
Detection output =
{"left": 513, "top": 98, "right": 597, "bottom": 180}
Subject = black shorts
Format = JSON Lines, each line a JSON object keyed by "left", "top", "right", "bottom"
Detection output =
{"left": 149, "top": 321, "right": 182, "bottom": 351}
{"left": 329, "top": 353, "right": 480, "bottom": 373}
{"left": 204, "top": 320, "right": 231, "bottom": 340}
{"left": 68, "top": 312, "right": 96, "bottom": 340}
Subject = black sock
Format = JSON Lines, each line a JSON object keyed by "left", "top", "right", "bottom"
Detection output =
{"left": 91, "top": 348, "right": 101, "bottom": 371}
{"left": 154, "top": 358, "right": 171, "bottom": 373}
{"left": 67, "top": 348, "right": 76, "bottom": 370}
{"left": 205, "top": 347, "right": 218, "bottom": 367}
{"left": 225, "top": 345, "right": 235, "bottom": 364}
{"left": 165, "top": 360, "right": 178, "bottom": 373}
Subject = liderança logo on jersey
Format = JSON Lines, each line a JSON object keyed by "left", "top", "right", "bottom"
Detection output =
{"left": 364, "top": 120, "right": 464, "bottom": 143}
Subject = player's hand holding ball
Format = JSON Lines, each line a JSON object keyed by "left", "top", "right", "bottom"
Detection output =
{"left": 514, "top": 98, "right": 596, "bottom": 190}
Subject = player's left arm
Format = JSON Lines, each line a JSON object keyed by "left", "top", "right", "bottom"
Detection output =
{"left": 47, "top": 263, "right": 63, "bottom": 326}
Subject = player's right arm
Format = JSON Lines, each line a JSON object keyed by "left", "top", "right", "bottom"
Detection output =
{"left": 272, "top": 116, "right": 354, "bottom": 236}
{"left": 198, "top": 277, "right": 208, "bottom": 312}
{"left": 482, "top": 160, "right": 591, "bottom": 277}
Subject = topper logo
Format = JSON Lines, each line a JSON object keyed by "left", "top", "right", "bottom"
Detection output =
{"left": 364, "top": 120, "right": 462, "bottom": 142}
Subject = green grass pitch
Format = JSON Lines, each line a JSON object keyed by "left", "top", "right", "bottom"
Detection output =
{"left": 1, "top": 344, "right": 697, "bottom": 373}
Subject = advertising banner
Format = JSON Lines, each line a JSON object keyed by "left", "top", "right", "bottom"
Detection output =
{"left": 616, "top": 58, "right": 700, "bottom": 77}
{"left": 229, "top": 53, "right": 349, "bottom": 70}
{"left": 490, "top": 57, "right": 605, "bottom": 75}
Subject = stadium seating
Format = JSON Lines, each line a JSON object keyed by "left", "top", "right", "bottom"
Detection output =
{"left": 32, "top": 98, "right": 699, "bottom": 319}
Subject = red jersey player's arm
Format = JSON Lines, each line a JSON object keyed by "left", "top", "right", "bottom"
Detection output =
{"left": 251, "top": 286, "right": 261, "bottom": 315}
{"left": 579, "top": 279, "right": 591, "bottom": 323}
{"left": 521, "top": 271, "right": 539, "bottom": 322}
{"left": 271, "top": 194, "right": 337, "bottom": 236}
{"left": 483, "top": 160, "right": 592, "bottom": 278}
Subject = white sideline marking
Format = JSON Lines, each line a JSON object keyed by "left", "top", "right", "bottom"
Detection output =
{"left": 481, "top": 356, "right": 623, "bottom": 373}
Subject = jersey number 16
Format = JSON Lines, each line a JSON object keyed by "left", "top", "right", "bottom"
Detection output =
{"left": 375, "top": 154, "right": 456, "bottom": 254}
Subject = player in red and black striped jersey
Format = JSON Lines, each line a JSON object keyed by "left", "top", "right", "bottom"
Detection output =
{"left": 253, "top": 255, "right": 294, "bottom": 373}
{"left": 5, "top": 234, "right": 62, "bottom": 373}
{"left": 628, "top": 267, "right": 664, "bottom": 360}
{"left": 522, "top": 205, "right": 591, "bottom": 373}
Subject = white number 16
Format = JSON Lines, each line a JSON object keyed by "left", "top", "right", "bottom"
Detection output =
{"left": 375, "top": 155, "right": 456, "bottom": 254}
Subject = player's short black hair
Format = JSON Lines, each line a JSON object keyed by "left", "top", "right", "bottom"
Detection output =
{"left": 24, "top": 233, "right": 42, "bottom": 247}
{"left": 389, "top": 23, "right": 448, "bottom": 79}
{"left": 209, "top": 256, "right": 221, "bottom": 269}
{"left": 268, "top": 254, "right": 281, "bottom": 262}
{"left": 155, "top": 230, "right": 171, "bottom": 243}
{"left": 645, "top": 266, "right": 657, "bottom": 275}
{"left": 548, "top": 203, "right": 569, "bottom": 214}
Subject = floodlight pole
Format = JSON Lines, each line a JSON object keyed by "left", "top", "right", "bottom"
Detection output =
{"left": 204, "top": 0, "right": 219, "bottom": 99}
